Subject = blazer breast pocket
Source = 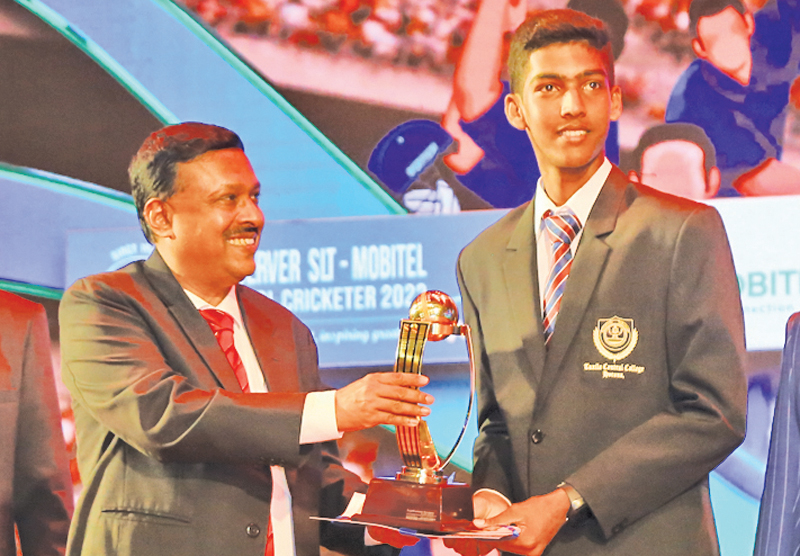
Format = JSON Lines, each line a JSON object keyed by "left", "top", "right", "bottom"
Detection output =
{"left": 580, "top": 360, "right": 647, "bottom": 391}
{"left": 578, "top": 312, "right": 649, "bottom": 390}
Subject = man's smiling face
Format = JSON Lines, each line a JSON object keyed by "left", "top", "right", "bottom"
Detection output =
{"left": 505, "top": 41, "right": 622, "bottom": 181}
{"left": 165, "top": 148, "right": 264, "bottom": 293}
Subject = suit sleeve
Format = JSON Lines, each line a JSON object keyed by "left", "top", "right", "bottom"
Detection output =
{"left": 14, "top": 304, "right": 73, "bottom": 556}
{"left": 458, "top": 255, "right": 522, "bottom": 499}
{"left": 754, "top": 314, "right": 800, "bottom": 556}
{"left": 59, "top": 278, "right": 309, "bottom": 467}
{"left": 566, "top": 206, "right": 747, "bottom": 538}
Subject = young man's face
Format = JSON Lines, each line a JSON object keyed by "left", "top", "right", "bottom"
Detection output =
{"left": 505, "top": 41, "right": 622, "bottom": 180}
{"left": 160, "top": 148, "right": 264, "bottom": 292}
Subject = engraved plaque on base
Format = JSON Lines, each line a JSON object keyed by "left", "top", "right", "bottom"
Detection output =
{"left": 357, "top": 478, "right": 474, "bottom": 532}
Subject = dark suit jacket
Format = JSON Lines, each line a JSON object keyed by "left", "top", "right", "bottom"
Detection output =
{"left": 754, "top": 312, "right": 800, "bottom": 556}
{"left": 0, "top": 290, "right": 72, "bottom": 556}
{"left": 59, "top": 252, "right": 367, "bottom": 556}
{"left": 457, "top": 167, "right": 747, "bottom": 555}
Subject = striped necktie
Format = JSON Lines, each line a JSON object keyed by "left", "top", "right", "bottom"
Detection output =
{"left": 200, "top": 308, "right": 250, "bottom": 393}
{"left": 541, "top": 207, "right": 582, "bottom": 344}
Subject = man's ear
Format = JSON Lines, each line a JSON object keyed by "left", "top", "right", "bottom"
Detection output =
{"left": 691, "top": 37, "right": 707, "bottom": 59}
{"left": 628, "top": 170, "right": 640, "bottom": 183}
{"left": 143, "top": 198, "right": 175, "bottom": 241}
{"left": 610, "top": 85, "right": 623, "bottom": 122}
{"left": 504, "top": 93, "right": 527, "bottom": 131}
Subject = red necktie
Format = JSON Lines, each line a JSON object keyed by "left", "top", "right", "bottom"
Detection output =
{"left": 265, "top": 521, "right": 274, "bottom": 556}
{"left": 541, "top": 207, "right": 582, "bottom": 344}
{"left": 200, "top": 309, "right": 272, "bottom": 555}
{"left": 199, "top": 308, "right": 250, "bottom": 393}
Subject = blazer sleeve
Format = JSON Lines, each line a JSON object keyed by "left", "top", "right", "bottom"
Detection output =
{"left": 59, "top": 277, "right": 310, "bottom": 467}
{"left": 457, "top": 256, "right": 523, "bottom": 500}
{"left": 566, "top": 206, "right": 748, "bottom": 538}
{"left": 754, "top": 313, "right": 800, "bottom": 556}
{"left": 14, "top": 303, "right": 73, "bottom": 556}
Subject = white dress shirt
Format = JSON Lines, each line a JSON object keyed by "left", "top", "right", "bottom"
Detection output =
{"left": 185, "top": 287, "right": 342, "bottom": 556}
{"left": 533, "top": 158, "right": 611, "bottom": 313}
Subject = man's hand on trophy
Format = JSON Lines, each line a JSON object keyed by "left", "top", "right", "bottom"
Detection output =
{"left": 335, "top": 372, "right": 434, "bottom": 432}
{"left": 473, "top": 490, "right": 571, "bottom": 556}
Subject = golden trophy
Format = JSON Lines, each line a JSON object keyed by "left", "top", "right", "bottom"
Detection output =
{"left": 353, "top": 290, "right": 476, "bottom": 533}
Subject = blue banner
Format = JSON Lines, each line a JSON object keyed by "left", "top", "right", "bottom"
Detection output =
{"left": 66, "top": 210, "right": 507, "bottom": 367}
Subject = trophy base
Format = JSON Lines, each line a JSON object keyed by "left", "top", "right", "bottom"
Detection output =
{"left": 354, "top": 477, "right": 474, "bottom": 533}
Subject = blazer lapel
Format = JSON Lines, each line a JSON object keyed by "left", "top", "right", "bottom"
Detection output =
{"left": 142, "top": 251, "right": 242, "bottom": 392}
{"left": 503, "top": 202, "right": 547, "bottom": 386}
{"left": 538, "top": 168, "right": 627, "bottom": 394}
{"left": 238, "top": 287, "right": 299, "bottom": 393}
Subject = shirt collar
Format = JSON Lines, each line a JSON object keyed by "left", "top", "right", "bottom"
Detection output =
{"left": 184, "top": 286, "right": 244, "bottom": 329}
{"left": 534, "top": 157, "right": 611, "bottom": 232}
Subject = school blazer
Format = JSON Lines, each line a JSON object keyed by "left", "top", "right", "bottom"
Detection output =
{"left": 457, "top": 167, "right": 747, "bottom": 555}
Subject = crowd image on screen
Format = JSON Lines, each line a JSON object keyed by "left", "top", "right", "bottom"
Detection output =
{"left": 181, "top": 0, "right": 478, "bottom": 72}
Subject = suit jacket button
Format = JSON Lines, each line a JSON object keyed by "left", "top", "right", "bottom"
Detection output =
{"left": 246, "top": 523, "right": 261, "bottom": 538}
{"left": 531, "top": 430, "right": 544, "bottom": 444}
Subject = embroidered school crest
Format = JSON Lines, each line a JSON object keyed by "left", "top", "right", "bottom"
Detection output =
{"left": 593, "top": 316, "right": 638, "bottom": 362}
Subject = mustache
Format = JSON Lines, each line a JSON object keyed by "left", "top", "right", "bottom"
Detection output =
{"left": 225, "top": 226, "right": 260, "bottom": 237}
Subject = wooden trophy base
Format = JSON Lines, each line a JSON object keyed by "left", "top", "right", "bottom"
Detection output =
{"left": 353, "top": 477, "right": 474, "bottom": 533}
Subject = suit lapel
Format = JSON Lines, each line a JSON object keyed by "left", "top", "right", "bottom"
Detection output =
{"left": 538, "top": 168, "right": 627, "bottom": 396}
{"left": 503, "top": 202, "right": 547, "bottom": 385}
{"left": 142, "top": 251, "right": 242, "bottom": 392}
{"left": 238, "top": 287, "right": 299, "bottom": 393}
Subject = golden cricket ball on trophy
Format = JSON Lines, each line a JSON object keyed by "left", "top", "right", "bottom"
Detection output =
{"left": 409, "top": 291, "right": 460, "bottom": 341}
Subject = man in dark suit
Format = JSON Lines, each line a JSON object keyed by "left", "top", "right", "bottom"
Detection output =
{"left": 0, "top": 290, "right": 73, "bottom": 556}
{"left": 453, "top": 9, "right": 747, "bottom": 556}
{"left": 59, "top": 122, "right": 432, "bottom": 556}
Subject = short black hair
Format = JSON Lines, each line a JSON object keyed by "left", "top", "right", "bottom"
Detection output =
{"left": 689, "top": 0, "right": 746, "bottom": 37}
{"left": 567, "top": 0, "right": 629, "bottom": 60}
{"left": 129, "top": 122, "right": 244, "bottom": 242}
{"left": 630, "top": 123, "right": 716, "bottom": 175}
{"left": 508, "top": 9, "right": 614, "bottom": 95}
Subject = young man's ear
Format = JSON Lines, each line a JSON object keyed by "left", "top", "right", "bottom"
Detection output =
{"left": 504, "top": 93, "right": 528, "bottom": 131}
{"left": 143, "top": 198, "right": 175, "bottom": 242}
{"left": 610, "top": 85, "right": 623, "bottom": 122}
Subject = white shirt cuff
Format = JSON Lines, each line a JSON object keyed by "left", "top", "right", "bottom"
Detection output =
{"left": 299, "top": 390, "right": 343, "bottom": 444}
